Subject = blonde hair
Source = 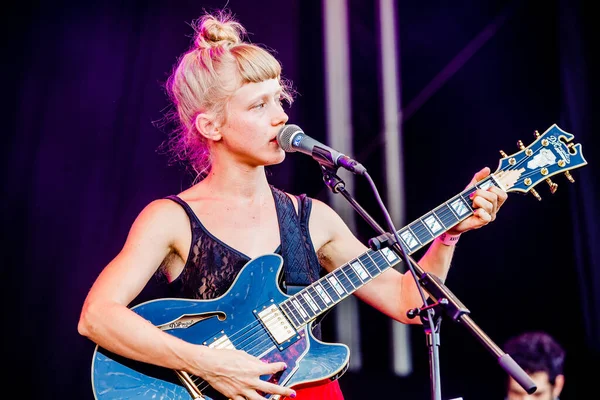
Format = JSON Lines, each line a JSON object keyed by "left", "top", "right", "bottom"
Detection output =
{"left": 161, "top": 10, "right": 294, "bottom": 180}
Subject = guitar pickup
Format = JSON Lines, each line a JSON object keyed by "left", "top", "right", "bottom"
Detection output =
{"left": 203, "top": 332, "right": 235, "bottom": 349}
{"left": 255, "top": 302, "right": 299, "bottom": 349}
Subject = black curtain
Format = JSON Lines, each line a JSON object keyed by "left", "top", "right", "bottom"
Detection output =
{"left": 4, "top": 1, "right": 597, "bottom": 399}
{"left": 560, "top": 0, "right": 600, "bottom": 353}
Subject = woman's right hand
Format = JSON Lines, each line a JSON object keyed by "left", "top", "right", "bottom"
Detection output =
{"left": 193, "top": 346, "right": 297, "bottom": 400}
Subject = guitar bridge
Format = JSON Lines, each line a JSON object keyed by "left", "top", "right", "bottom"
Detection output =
{"left": 255, "top": 302, "right": 300, "bottom": 349}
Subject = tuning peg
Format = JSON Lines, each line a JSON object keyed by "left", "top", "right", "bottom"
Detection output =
{"left": 545, "top": 178, "right": 558, "bottom": 193}
{"left": 529, "top": 187, "right": 542, "bottom": 201}
{"left": 500, "top": 150, "right": 508, "bottom": 157}
{"left": 534, "top": 130, "right": 540, "bottom": 138}
{"left": 564, "top": 171, "right": 575, "bottom": 183}
{"left": 537, "top": 165, "right": 558, "bottom": 193}
{"left": 517, "top": 140, "right": 534, "bottom": 156}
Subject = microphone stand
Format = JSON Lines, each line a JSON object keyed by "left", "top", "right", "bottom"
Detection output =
{"left": 318, "top": 165, "right": 537, "bottom": 400}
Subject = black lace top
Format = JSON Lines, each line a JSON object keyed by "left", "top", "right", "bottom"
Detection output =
{"left": 160, "top": 186, "right": 322, "bottom": 301}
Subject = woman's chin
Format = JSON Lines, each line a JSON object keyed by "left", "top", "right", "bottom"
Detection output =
{"left": 266, "top": 151, "right": 286, "bottom": 166}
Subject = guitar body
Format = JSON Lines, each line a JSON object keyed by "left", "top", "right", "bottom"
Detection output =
{"left": 91, "top": 254, "right": 350, "bottom": 399}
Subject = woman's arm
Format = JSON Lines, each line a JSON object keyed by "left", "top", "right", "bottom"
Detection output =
{"left": 311, "top": 167, "right": 507, "bottom": 324}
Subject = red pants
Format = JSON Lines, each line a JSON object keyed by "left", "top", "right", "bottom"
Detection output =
{"left": 292, "top": 380, "right": 344, "bottom": 399}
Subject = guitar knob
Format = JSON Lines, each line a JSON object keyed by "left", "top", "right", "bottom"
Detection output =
{"left": 529, "top": 187, "right": 542, "bottom": 201}
{"left": 545, "top": 178, "right": 558, "bottom": 194}
{"left": 564, "top": 171, "right": 575, "bottom": 183}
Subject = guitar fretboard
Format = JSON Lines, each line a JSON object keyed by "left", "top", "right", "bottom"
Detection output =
{"left": 279, "top": 175, "right": 500, "bottom": 329}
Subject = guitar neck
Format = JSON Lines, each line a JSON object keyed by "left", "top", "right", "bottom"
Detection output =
{"left": 280, "top": 175, "right": 501, "bottom": 329}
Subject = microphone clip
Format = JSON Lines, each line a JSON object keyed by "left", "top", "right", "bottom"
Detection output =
{"left": 368, "top": 232, "right": 399, "bottom": 251}
{"left": 312, "top": 146, "right": 367, "bottom": 175}
{"left": 320, "top": 165, "right": 346, "bottom": 194}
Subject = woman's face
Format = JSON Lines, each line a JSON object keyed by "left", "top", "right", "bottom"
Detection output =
{"left": 218, "top": 78, "right": 289, "bottom": 167}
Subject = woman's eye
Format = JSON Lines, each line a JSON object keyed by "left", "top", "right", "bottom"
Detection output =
{"left": 277, "top": 96, "right": 288, "bottom": 108}
{"left": 254, "top": 102, "right": 265, "bottom": 109}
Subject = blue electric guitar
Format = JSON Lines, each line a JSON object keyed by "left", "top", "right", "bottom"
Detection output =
{"left": 91, "top": 124, "right": 587, "bottom": 399}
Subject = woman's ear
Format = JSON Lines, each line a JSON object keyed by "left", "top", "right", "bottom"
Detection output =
{"left": 194, "top": 113, "right": 222, "bottom": 142}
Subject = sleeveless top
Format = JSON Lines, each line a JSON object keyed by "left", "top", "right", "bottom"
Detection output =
{"left": 159, "top": 185, "right": 323, "bottom": 335}
{"left": 159, "top": 185, "right": 345, "bottom": 399}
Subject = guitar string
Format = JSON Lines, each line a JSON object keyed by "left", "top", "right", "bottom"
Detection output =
{"left": 189, "top": 275, "right": 362, "bottom": 391}
{"left": 192, "top": 192, "right": 478, "bottom": 393}
{"left": 198, "top": 270, "right": 352, "bottom": 352}
{"left": 187, "top": 143, "right": 565, "bottom": 392}
{"left": 195, "top": 281, "right": 330, "bottom": 350}
{"left": 188, "top": 196, "right": 478, "bottom": 393}
{"left": 188, "top": 199, "right": 478, "bottom": 392}
{"left": 230, "top": 140, "right": 564, "bottom": 346}
{"left": 190, "top": 184, "right": 482, "bottom": 393}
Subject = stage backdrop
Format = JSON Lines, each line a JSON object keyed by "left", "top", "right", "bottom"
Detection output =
{"left": 4, "top": 1, "right": 598, "bottom": 399}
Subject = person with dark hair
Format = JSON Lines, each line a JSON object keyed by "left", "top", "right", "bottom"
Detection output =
{"left": 503, "top": 331, "right": 566, "bottom": 400}
{"left": 77, "top": 9, "right": 509, "bottom": 400}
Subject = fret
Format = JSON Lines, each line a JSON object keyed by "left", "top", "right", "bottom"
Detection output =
{"left": 422, "top": 214, "right": 444, "bottom": 236}
{"left": 459, "top": 192, "right": 471, "bottom": 205}
{"left": 380, "top": 247, "right": 400, "bottom": 263}
{"left": 367, "top": 251, "right": 385, "bottom": 270}
{"left": 313, "top": 283, "right": 333, "bottom": 305}
{"left": 409, "top": 220, "right": 433, "bottom": 245}
{"left": 307, "top": 286, "right": 327, "bottom": 309}
{"left": 370, "top": 250, "right": 390, "bottom": 268}
{"left": 478, "top": 179, "right": 495, "bottom": 190}
{"left": 302, "top": 291, "right": 320, "bottom": 313}
{"left": 363, "top": 253, "right": 389, "bottom": 279}
{"left": 321, "top": 277, "right": 342, "bottom": 302}
{"left": 291, "top": 298, "right": 309, "bottom": 320}
{"left": 327, "top": 274, "right": 348, "bottom": 296}
{"left": 407, "top": 226, "right": 423, "bottom": 245}
{"left": 399, "top": 228, "right": 420, "bottom": 251}
{"left": 361, "top": 252, "right": 384, "bottom": 275}
{"left": 281, "top": 301, "right": 302, "bottom": 327}
{"left": 446, "top": 200, "right": 460, "bottom": 219}
{"left": 336, "top": 264, "right": 356, "bottom": 293}
{"left": 463, "top": 186, "right": 478, "bottom": 200}
{"left": 434, "top": 203, "right": 457, "bottom": 228}
{"left": 295, "top": 294, "right": 317, "bottom": 320}
{"left": 349, "top": 259, "right": 371, "bottom": 281}
{"left": 449, "top": 196, "right": 472, "bottom": 218}
{"left": 340, "top": 264, "right": 362, "bottom": 289}
{"left": 278, "top": 175, "right": 502, "bottom": 330}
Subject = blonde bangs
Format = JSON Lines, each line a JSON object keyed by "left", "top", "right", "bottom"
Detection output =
{"left": 232, "top": 45, "right": 282, "bottom": 83}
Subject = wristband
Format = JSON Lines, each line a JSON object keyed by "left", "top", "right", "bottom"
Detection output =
{"left": 437, "top": 232, "right": 461, "bottom": 246}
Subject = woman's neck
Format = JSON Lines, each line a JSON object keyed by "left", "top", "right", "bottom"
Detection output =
{"left": 199, "top": 162, "right": 271, "bottom": 201}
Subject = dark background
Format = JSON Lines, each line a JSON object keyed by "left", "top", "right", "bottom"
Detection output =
{"left": 4, "top": 0, "right": 598, "bottom": 399}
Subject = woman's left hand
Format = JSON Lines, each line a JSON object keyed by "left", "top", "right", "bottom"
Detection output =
{"left": 447, "top": 167, "right": 508, "bottom": 235}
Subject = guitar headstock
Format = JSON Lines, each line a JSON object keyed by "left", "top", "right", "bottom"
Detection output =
{"left": 492, "top": 124, "right": 587, "bottom": 200}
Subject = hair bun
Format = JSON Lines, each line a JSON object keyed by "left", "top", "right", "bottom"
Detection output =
{"left": 193, "top": 12, "right": 245, "bottom": 49}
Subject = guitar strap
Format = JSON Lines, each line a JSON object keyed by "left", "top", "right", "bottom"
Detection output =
{"left": 272, "top": 186, "right": 327, "bottom": 337}
{"left": 271, "top": 186, "right": 321, "bottom": 295}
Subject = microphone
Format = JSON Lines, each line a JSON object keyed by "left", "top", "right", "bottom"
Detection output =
{"left": 277, "top": 124, "right": 367, "bottom": 175}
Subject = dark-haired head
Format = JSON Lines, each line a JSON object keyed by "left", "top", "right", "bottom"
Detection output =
{"left": 503, "top": 331, "right": 565, "bottom": 384}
